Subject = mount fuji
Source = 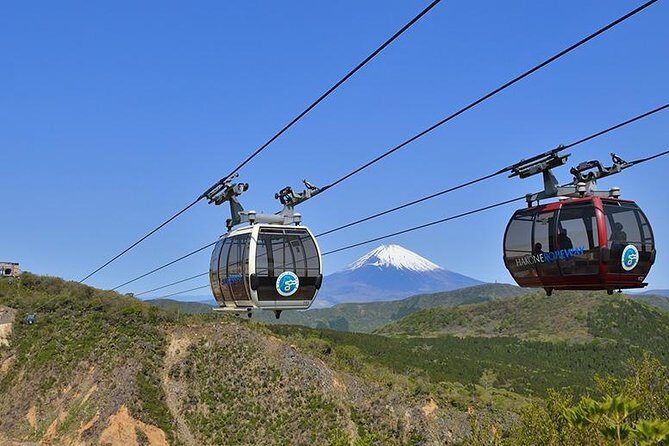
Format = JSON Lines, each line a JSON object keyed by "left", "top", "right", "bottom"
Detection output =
{"left": 316, "top": 244, "right": 483, "bottom": 307}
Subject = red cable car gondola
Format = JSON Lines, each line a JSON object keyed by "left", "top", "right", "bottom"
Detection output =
{"left": 502, "top": 152, "right": 656, "bottom": 295}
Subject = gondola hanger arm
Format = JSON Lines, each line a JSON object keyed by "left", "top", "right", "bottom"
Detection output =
{"left": 512, "top": 151, "right": 643, "bottom": 206}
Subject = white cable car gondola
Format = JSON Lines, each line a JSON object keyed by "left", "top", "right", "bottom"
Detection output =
{"left": 206, "top": 178, "right": 323, "bottom": 318}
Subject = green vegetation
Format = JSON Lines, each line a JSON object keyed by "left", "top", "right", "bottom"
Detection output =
{"left": 173, "top": 329, "right": 346, "bottom": 445}
{"left": 377, "top": 290, "right": 669, "bottom": 346}
{"left": 467, "top": 354, "right": 669, "bottom": 445}
{"left": 0, "top": 274, "right": 176, "bottom": 443}
{"left": 2, "top": 274, "right": 668, "bottom": 445}
{"left": 269, "top": 321, "right": 667, "bottom": 398}
{"left": 635, "top": 294, "right": 669, "bottom": 312}
{"left": 147, "top": 298, "right": 213, "bottom": 314}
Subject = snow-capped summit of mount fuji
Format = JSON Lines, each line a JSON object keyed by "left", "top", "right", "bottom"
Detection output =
{"left": 348, "top": 244, "right": 441, "bottom": 272}
{"left": 315, "top": 244, "right": 483, "bottom": 307}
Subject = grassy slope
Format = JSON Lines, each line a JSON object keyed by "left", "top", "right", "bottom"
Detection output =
{"left": 355, "top": 291, "right": 669, "bottom": 397}
{"left": 255, "top": 283, "right": 529, "bottom": 333}
{"left": 147, "top": 298, "right": 213, "bottom": 314}
{"left": 376, "top": 291, "right": 669, "bottom": 343}
{"left": 270, "top": 306, "right": 669, "bottom": 399}
{"left": 164, "top": 319, "right": 497, "bottom": 445}
{"left": 0, "top": 274, "right": 515, "bottom": 445}
{"left": 4, "top": 274, "right": 667, "bottom": 444}
{"left": 635, "top": 293, "right": 669, "bottom": 312}
{"left": 0, "top": 274, "right": 175, "bottom": 444}
{"left": 146, "top": 288, "right": 669, "bottom": 400}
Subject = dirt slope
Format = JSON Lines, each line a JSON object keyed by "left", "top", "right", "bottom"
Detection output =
{"left": 160, "top": 320, "right": 473, "bottom": 445}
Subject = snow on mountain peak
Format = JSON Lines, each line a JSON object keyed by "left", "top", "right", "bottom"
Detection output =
{"left": 347, "top": 244, "right": 441, "bottom": 272}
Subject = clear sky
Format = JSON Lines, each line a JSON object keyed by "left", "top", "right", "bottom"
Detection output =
{"left": 3, "top": 0, "right": 668, "bottom": 298}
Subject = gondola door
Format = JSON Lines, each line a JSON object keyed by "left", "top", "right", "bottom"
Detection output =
{"left": 533, "top": 209, "right": 561, "bottom": 284}
{"left": 602, "top": 201, "right": 655, "bottom": 281}
{"left": 209, "top": 238, "right": 227, "bottom": 306}
{"left": 554, "top": 202, "right": 602, "bottom": 286}
{"left": 253, "top": 226, "right": 321, "bottom": 309}
{"left": 217, "top": 233, "right": 252, "bottom": 307}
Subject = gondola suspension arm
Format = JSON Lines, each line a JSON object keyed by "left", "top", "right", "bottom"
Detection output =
{"left": 205, "top": 175, "right": 321, "bottom": 230}
{"left": 511, "top": 150, "right": 665, "bottom": 207}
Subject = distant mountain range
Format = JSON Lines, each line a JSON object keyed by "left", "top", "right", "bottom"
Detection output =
{"left": 144, "top": 244, "right": 483, "bottom": 308}
{"left": 141, "top": 293, "right": 215, "bottom": 305}
{"left": 150, "top": 283, "right": 530, "bottom": 332}
{"left": 142, "top": 244, "right": 669, "bottom": 330}
{"left": 639, "top": 289, "right": 669, "bottom": 297}
{"left": 315, "top": 244, "right": 483, "bottom": 307}
{"left": 259, "top": 283, "right": 527, "bottom": 332}
{"left": 149, "top": 286, "right": 669, "bottom": 334}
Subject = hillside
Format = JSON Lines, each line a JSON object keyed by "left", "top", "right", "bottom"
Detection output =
{"left": 146, "top": 298, "right": 213, "bottom": 314}
{"left": 0, "top": 274, "right": 524, "bottom": 445}
{"left": 635, "top": 293, "right": 669, "bottom": 312}
{"left": 640, "top": 289, "right": 669, "bottom": 297}
{"left": 257, "top": 283, "right": 528, "bottom": 332}
{"left": 3, "top": 275, "right": 668, "bottom": 445}
{"left": 377, "top": 290, "right": 669, "bottom": 345}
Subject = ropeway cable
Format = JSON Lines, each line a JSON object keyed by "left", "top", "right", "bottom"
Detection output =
{"left": 140, "top": 146, "right": 669, "bottom": 298}
{"left": 113, "top": 103, "right": 669, "bottom": 291}
{"left": 79, "top": 0, "right": 444, "bottom": 283}
{"left": 313, "top": 0, "right": 660, "bottom": 197}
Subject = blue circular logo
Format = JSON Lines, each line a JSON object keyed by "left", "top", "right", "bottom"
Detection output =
{"left": 621, "top": 244, "right": 639, "bottom": 271}
{"left": 276, "top": 271, "right": 299, "bottom": 297}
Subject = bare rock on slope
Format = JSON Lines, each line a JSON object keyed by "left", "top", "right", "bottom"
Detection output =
{"left": 162, "top": 321, "right": 471, "bottom": 445}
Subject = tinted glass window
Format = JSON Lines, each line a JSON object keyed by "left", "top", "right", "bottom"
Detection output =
{"left": 638, "top": 211, "right": 654, "bottom": 249}
{"left": 209, "top": 240, "right": 225, "bottom": 303}
{"left": 556, "top": 204, "right": 600, "bottom": 275}
{"left": 256, "top": 228, "right": 320, "bottom": 302}
{"left": 604, "top": 203, "right": 654, "bottom": 275}
{"left": 605, "top": 205, "right": 642, "bottom": 245}
{"left": 226, "top": 235, "right": 250, "bottom": 302}
{"left": 286, "top": 229, "right": 320, "bottom": 276}
{"left": 504, "top": 212, "right": 535, "bottom": 280}
{"left": 256, "top": 230, "right": 320, "bottom": 277}
{"left": 217, "top": 238, "right": 233, "bottom": 303}
{"left": 505, "top": 212, "right": 533, "bottom": 255}
{"left": 533, "top": 210, "right": 561, "bottom": 279}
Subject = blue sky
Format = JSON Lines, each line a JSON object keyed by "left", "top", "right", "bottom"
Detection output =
{"left": 3, "top": 0, "right": 668, "bottom": 297}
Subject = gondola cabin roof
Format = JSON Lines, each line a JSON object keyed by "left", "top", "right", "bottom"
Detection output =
{"left": 517, "top": 195, "right": 636, "bottom": 213}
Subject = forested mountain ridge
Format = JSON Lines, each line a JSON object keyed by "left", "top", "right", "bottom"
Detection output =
{"left": 255, "top": 283, "right": 529, "bottom": 332}
{"left": 146, "top": 298, "right": 213, "bottom": 314}
{"left": 376, "top": 290, "right": 669, "bottom": 345}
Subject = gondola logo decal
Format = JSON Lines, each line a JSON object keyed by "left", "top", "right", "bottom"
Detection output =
{"left": 276, "top": 271, "right": 299, "bottom": 297}
{"left": 621, "top": 245, "right": 639, "bottom": 271}
{"left": 221, "top": 274, "right": 243, "bottom": 285}
{"left": 515, "top": 246, "right": 586, "bottom": 268}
